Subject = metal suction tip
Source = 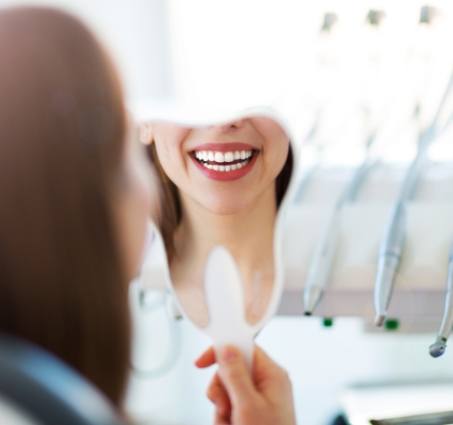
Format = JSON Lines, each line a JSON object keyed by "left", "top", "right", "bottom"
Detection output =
{"left": 304, "top": 311, "right": 312, "bottom": 317}
{"left": 375, "top": 314, "right": 385, "bottom": 327}
{"left": 429, "top": 338, "right": 447, "bottom": 358}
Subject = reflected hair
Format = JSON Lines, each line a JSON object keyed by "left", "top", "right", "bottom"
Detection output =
{"left": 147, "top": 140, "right": 293, "bottom": 261}
{"left": 0, "top": 7, "right": 130, "bottom": 406}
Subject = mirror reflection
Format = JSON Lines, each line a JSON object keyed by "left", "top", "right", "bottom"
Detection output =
{"left": 144, "top": 116, "right": 293, "bottom": 327}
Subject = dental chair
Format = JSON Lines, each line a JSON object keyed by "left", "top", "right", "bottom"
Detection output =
{"left": 0, "top": 335, "right": 124, "bottom": 425}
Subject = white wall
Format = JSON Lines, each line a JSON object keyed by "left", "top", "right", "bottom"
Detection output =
{"left": 0, "top": 0, "right": 174, "bottom": 103}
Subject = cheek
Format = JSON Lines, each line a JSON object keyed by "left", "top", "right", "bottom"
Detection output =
{"left": 264, "top": 139, "right": 290, "bottom": 180}
{"left": 153, "top": 126, "right": 191, "bottom": 184}
{"left": 250, "top": 118, "right": 290, "bottom": 177}
{"left": 154, "top": 140, "right": 186, "bottom": 184}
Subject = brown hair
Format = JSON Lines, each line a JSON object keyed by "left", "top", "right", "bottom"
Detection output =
{"left": 147, "top": 139, "right": 293, "bottom": 260}
{"left": 0, "top": 7, "right": 130, "bottom": 406}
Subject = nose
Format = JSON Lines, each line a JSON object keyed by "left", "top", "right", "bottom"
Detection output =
{"left": 210, "top": 119, "right": 245, "bottom": 133}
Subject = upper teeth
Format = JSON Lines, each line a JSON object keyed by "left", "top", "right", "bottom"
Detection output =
{"left": 194, "top": 150, "right": 253, "bottom": 163}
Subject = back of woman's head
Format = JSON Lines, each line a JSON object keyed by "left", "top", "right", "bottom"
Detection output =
{"left": 0, "top": 7, "right": 130, "bottom": 406}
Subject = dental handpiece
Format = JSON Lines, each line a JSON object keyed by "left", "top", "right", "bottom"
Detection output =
{"left": 304, "top": 204, "right": 341, "bottom": 315}
{"left": 303, "top": 160, "right": 375, "bottom": 315}
{"left": 373, "top": 136, "right": 427, "bottom": 327}
{"left": 372, "top": 70, "right": 453, "bottom": 327}
{"left": 374, "top": 200, "right": 406, "bottom": 326}
{"left": 295, "top": 118, "right": 322, "bottom": 203}
{"left": 342, "top": 158, "right": 377, "bottom": 203}
{"left": 429, "top": 244, "right": 453, "bottom": 358}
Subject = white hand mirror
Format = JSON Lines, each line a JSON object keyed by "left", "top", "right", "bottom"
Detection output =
{"left": 141, "top": 110, "right": 296, "bottom": 365}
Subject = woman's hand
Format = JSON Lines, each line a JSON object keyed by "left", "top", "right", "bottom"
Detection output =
{"left": 195, "top": 345, "right": 297, "bottom": 425}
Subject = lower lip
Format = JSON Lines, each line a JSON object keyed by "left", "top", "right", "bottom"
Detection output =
{"left": 190, "top": 154, "right": 258, "bottom": 181}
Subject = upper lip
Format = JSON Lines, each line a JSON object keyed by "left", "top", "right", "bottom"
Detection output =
{"left": 189, "top": 142, "right": 258, "bottom": 153}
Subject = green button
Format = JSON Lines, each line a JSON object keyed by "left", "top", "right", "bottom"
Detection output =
{"left": 322, "top": 317, "right": 334, "bottom": 328}
{"left": 385, "top": 318, "right": 399, "bottom": 331}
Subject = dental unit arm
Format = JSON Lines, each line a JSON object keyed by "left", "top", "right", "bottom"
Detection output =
{"left": 373, "top": 69, "right": 453, "bottom": 326}
{"left": 303, "top": 152, "right": 377, "bottom": 315}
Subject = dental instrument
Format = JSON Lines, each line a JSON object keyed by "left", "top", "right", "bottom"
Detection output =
{"left": 374, "top": 133, "right": 436, "bottom": 327}
{"left": 304, "top": 132, "right": 378, "bottom": 315}
{"left": 302, "top": 8, "right": 388, "bottom": 315}
{"left": 374, "top": 200, "right": 407, "bottom": 327}
{"left": 294, "top": 115, "right": 322, "bottom": 203}
{"left": 429, "top": 244, "right": 453, "bottom": 357}
{"left": 374, "top": 70, "right": 453, "bottom": 326}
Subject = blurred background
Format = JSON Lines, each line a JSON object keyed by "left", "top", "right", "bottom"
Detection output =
{"left": 2, "top": 1, "right": 453, "bottom": 424}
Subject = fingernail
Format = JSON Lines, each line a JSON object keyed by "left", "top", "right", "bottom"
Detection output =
{"left": 221, "top": 346, "right": 238, "bottom": 363}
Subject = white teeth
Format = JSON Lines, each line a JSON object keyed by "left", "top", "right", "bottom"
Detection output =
{"left": 214, "top": 152, "right": 224, "bottom": 163}
{"left": 195, "top": 148, "right": 256, "bottom": 173}
{"left": 200, "top": 159, "right": 250, "bottom": 172}
{"left": 194, "top": 149, "right": 253, "bottom": 164}
{"left": 224, "top": 152, "right": 234, "bottom": 162}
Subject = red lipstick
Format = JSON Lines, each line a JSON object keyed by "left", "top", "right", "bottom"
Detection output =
{"left": 189, "top": 142, "right": 259, "bottom": 182}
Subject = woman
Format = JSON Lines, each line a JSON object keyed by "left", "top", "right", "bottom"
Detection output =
{"left": 0, "top": 5, "right": 153, "bottom": 407}
{"left": 0, "top": 6, "right": 296, "bottom": 425}
{"left": 146, "top": 119, "right": 293, "bottom": 326}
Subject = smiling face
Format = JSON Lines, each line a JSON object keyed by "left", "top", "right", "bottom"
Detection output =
{"left": 151, "top": 117, "right": 290, "bottom": 215}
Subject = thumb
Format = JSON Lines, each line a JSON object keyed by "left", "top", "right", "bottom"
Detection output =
{"left": 217, "top": 345, "right": 257, "bottom": 407}
{"left": 253, "top": 346, "right": 285, "bottom": 383}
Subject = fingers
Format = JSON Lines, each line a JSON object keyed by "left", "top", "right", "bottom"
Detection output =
{"left": 207, "top": 373, "right": 231, "bottom": 423}
{"left": 196, "top": 345, "right": 289, "bottom": 389}
{"left": 217, "top": 345, "right": 257, "bottom": 407}
{"left": 194, "top": 346, "right": 216, "bottom": 368}
{"left": 253, "top": 346, "right": 292, "bottom": 398}
{"left": 200, "top": 345, "right": 296, "bottom": 425}
{"left": 253, "top": 346, "right": 287, "bottom": 381}
{"left": 214, "top": 409, "right": 230, "bottom": 425}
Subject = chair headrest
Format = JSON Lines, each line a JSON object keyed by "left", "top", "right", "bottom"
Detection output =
{"left": 0, "top": 335, "right": 124, "bottom": 425}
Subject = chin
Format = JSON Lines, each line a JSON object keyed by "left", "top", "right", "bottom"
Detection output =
{"left": 201, "top": 197, "right": 253, "bottom": 216}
